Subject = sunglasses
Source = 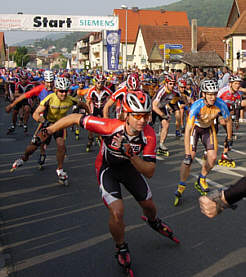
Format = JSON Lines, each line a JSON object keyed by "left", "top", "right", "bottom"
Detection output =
{"left": 59, "top": 90, "right": 68, "bottom": 94}
{"left": 168, "top": 82, "right": 175, "bottom": 86}
{"left": 131, "top": 113, "right": 151, "bottom": 120}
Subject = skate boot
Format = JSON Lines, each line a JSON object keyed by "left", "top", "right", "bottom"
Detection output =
{"left": 174, "top": 183, "right": 186, "bottom": 206}
{"left": 23, "top": 125, "right": 28, "bottom": 133}
{"left": 218, "top": 153, "right": 235, "bottom": 168}
{"left": 194, "top": 175, "right": 210, "bottom": 196}
{"left": 10, "top": 158, "right": 24, "bottom": 172}
{"left": 175, "top": 130, "right": 182, "bottom": 138}
{"left": 38, "top": 154, "right": 46, "bottom": 170}
{"left": 141, "top": 216, "right": 180, "bottom": 244}
{"left": 7, "top": 124, "right": 15, "bottom": 135}
{"left": 56, "top": 168, "right": 69, "bottom": 186}
{"left": 75, "top": 128, "right": 80, "bottom": 140}
{"left": 86, "top": 139, "right": 93, "bottom": 152}
{"left": 115, "top": 242, "right": 134, "bottom": 277}
{"left": 18, "top": 118, "right": 24, "bottom": 127}
{"left": 156, "top": 145, "right": 169, "bottom": 160}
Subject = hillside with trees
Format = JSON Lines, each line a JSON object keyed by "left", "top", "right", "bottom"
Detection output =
{"left": 153, "top": 0, "right": 233, "bottom": 27}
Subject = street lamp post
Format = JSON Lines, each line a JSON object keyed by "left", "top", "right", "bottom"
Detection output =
{"left": 121, "top": 5, "right": 128, "bottom": 70}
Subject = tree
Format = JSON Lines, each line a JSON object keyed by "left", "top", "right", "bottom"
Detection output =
{"left": 14, "top": 47, "right": 30, "bottom": 67}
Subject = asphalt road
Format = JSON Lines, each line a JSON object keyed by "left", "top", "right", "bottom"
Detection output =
{"left": 0, "top": 99, "right": 246, "bottom": 277}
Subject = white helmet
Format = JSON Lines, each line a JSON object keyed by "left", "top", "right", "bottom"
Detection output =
{"left": 229, "top": 75, "right": 242, "bottom": 83}
{"left": 55, "top": 77, "right": 70, "bottom": 90}
{"left": 201, "top": 79, "right": 218, "bottom": 94}
{"left": 44, "top": 70, "right": 54, "bottom": 82}
{"left": 123, "top": 91, "right": 152, "bottom": 113}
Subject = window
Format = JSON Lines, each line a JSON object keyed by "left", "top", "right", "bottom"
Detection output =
{"left": 139, "top": 46, "right": 142, "bottom": 56}
{"left": 242, "top": 40, "right": 246, "bottom": 50}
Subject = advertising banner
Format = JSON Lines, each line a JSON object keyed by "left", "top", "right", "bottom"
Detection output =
{"left": 106, "top": 30, "right": 121, "bottom": 70}
{"left": 0, "top": 14, "right": 118, "bottom": 32}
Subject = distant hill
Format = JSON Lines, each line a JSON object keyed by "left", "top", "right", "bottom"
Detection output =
{"left": 30, "top": 32, "right": 88, "bottom": 52}
{"left": 152, "top": 0, "right": 234, "bottom": 27}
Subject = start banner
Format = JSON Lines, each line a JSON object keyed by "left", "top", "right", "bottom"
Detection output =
{"left": 0, "top": 14, "right": 119, "bottom": 32}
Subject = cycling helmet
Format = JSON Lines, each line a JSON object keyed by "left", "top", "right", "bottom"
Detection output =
{"left": 44, "top": 70, "right": 54, "bottom": 82}
{"left": 229, "top": 75, "right": 242, "bottom": 83}
{"left": 55, "top": 77, "right": 71, "bottom": 90}
{"left": 95, "top": 74, "right": 106, "bottom": 83}
{"left": 123, "top": 91, "right": 152, "bottom": 113}
{"left": 165, "top": 74, "right": 176, "bottom": 83}
{"left": 186, "top": 78, "right": 193, "bottom": 85}
{"left": 178, "top": 79, "right": 187, "bottom": 87}
{"left": 201, "top": 79, "right": 218, "bottom": 94}
{"left": 126, "top": 73, "right": 140, "bottom": 90}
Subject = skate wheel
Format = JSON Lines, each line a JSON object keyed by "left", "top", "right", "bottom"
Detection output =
{"left": 172, "top": 236, "right": 180, "bottom": 244}
{"left": 128, "top": 269, "right": 134, "bottom": 277}
{"left": 39, "top": 165, "right": 44, "bottom": 170}
{"left": 10, "top": 168, "right": 15, "bottom": 172}
{"left": 174, "top": 196, "right": 180, "bottom": 207}
{"left": 218, "top": 160, "right": 222, "bottom": 166}
{"left": 231, "top": 161, "right": 236, "bottom": 168}
{"left": 165, "top": 152, "right": 170, "bottom": 157}
{"left": 227, "top": 162, "right": 231, "bottom": 167}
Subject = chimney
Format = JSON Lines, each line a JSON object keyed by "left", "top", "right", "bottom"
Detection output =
{"left": 191, "top": 19, "right": 197, "bottom": 53}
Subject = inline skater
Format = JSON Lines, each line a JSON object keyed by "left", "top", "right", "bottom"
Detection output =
{"left": 177, "top": 79, "right": 190, "bottom": 134}
{"left": 217, "top": 75, "right": 246, "bottom": 167}
{"left": 152, "top": 75, "right": 181, "bottom": 159}
{"left": 11, "top": 77, "right": 88, "bottom": 186}
{"left": 85, "top": 74, "right": 112, "bottom": 151}
{"left": 103, "top": 72, "right": 140, "bottom": 119}
{"left": 41, "top": 91, "right": 179, "bottom": 275}
{"left": 6, "top": 72, "right": 36, "bottom": 134}
{"left": 6, "top": 70, "right": 55, "bottom": 168}
{"left": 174, "top": 79, "right": 232, "bottom": 206}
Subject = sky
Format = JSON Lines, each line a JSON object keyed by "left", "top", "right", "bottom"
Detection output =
{"left": 1, "top": 0, "right": 178, "bottom": 45}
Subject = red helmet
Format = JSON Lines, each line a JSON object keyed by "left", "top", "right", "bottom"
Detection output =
{"left": 178, "top": 79, "right": 187, "bottom": 87}
{"left": 95, "top": 74, "right": 106, "bottom": 83}
{"left": 123, "top": 91, "right": 152, "bottom": 113}
{"left": 126, "top": 73, "right": 140, "bottom": 90}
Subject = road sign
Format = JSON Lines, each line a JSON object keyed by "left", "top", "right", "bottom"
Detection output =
{"left": 166, "top": 44, "right": 183, "bottom": 49}
{"left": 169, "top": 49, "right": 183, "bottom": 54}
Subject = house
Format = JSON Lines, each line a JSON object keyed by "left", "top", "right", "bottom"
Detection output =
{"left": 132, "top": 24, "right": 228, "bottom": 70}
{"left": 71, "top": 34, "right": 90, "bottom": 69}
{"left": 113, "top": 8, "right": 190, "bottom": 69}
{"left": 225, "top": 8, "right": 246, "bottom": 71}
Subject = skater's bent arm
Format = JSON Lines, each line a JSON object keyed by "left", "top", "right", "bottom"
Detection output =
{"left": 152, "top": 100, "right": 164, "bottom": 117}
{"left": 5, "top": 94, "right": 26, "bottom": 112}
{"left": 103, "top": 98, "right": 115, "bottom": 118}
{"left": 33, "top": 106, "right": 46, "bottom": 122}
{"left": 47, "top": 114, "right": 82, "bottom": 134}
{"left": 130, "top": 156, "right": 155, "bottom": 178}
{"left": 184, "top": 123, "right": 192, "bottom": 154}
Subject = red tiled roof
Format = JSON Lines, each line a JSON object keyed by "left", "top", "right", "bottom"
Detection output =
{"left": 113, "top": 9, "right": 189, "bottom": 43}
{"left": 139, "top": 25, "right": 229, "bottom": 60}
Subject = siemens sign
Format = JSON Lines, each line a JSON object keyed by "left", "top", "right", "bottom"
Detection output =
{"left": 0, "top": 14, "right": 118, "bottom": 31}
